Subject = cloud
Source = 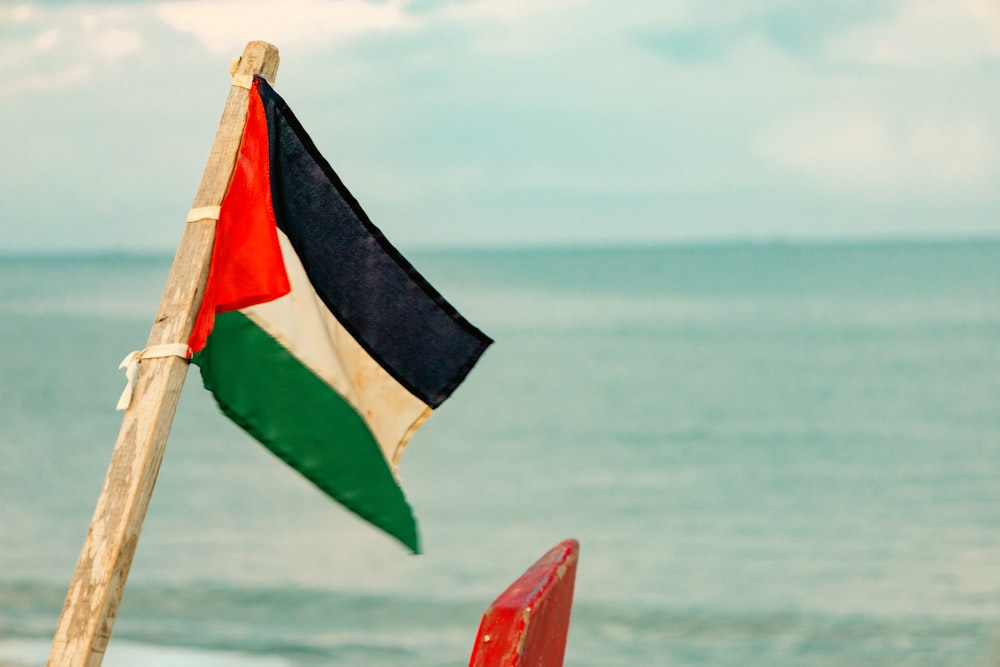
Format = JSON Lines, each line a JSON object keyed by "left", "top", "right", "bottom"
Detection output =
{"left": 426, "top": 0, "right": 591, "bottom": 55}
{"left": 156, "top": 0, "right": 413, "bottom": 55}
{"left": 435, "top": 0, "right": 581, "bottom": 23}
{"left": 751, "top": 107, "right": 999, "bottom": 196}
{"left": 8, "top": 64, "right": 93, "bottom": 92}
{"left": 6, "top": 4, "right": 33, "bottom": 22}
{"left": 826, "top": 0, "right": 1000, "bottom": 68}
{"left": 92, "top": 27, "right": 142, "bottom": 61}
{"left": 3, "top": 4, "right": 146, "bottom": 94}
{"left": 5, "top": 0, "right": 1000, "bottom": 250}
{"left": 633, "top": 2, "right": 894, "bottom": 64}
{"left": 32, "top": 28, "right": 61, "bottom": 52}
{"left": 745, "top": 0, "right": 1000, "bottom": 198}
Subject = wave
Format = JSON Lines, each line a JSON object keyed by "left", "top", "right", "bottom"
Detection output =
{"left": 3, "top": 582, "right": 999, "bottom": 667}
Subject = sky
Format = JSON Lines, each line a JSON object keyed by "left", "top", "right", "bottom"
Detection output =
{"left": 2, "top": 0, "right": 1000, "bottom": 252}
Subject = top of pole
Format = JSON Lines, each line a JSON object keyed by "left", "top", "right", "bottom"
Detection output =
{"left": 191, "top": 41, "right": 280, "bottom": 214}
{"left": 47, "top": 41, "right": 279, "bottom": 667}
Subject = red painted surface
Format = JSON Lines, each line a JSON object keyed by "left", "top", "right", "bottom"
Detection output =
{"left": 468, "top": 539, "right": 580, "bottom": 667}
{"left": 189, "top": 79, "right": 291, "bottom": 355}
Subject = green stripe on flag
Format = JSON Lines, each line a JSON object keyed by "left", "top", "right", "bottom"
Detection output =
{"left": 192, "top": 310, "right": 419, "bottom": 552}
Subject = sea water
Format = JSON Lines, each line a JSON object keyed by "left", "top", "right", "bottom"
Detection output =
{"left": 1, "top": 241, "right": 999, "bottom": 666}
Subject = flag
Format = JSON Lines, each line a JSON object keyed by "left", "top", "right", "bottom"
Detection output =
{"left": 188, "top": 76, "right": 492, "bottom": 553}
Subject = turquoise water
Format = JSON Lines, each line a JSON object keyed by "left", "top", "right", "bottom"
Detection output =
{"left": 1, "top": 241, "right": 999, "bottom": 666}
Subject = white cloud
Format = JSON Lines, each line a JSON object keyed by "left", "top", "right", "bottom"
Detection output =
{"left": 5, "top": 0, "right": 1000, "bottom": 248}
{"left": 826, "top": 0, "right": 1000, "bottom": 68}
{"left": 6, "top": 4, "right": 33, "bottom": 22}
{"left": 92, "top": 28, "right": 142, "bottom": 62}
{"left": 10, "top": 64, "right": 93, "bottom": 93}
{"left": 3, "top": 5, "right": 148, "bottom": 94}
{"left": 430, "top": 0, "right": 578, "bottom": 54}
{"left": 33, "top": 29, "right": 61, "bottom": 52}
{"left": 156, "top": 0, "right": 413, "bottom": 55}
{"left": 751, "top": 107, "right": 999, "bottom": 196}
{"left": 432, "top": 0, "right": 692, "bottom": 57}
{"left": 437, "top": 0, "right": 582, "bottom": 24}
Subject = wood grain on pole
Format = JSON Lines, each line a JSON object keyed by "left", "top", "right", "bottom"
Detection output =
{"left": 47, "top": 41, "right": 279, "bottom": 667}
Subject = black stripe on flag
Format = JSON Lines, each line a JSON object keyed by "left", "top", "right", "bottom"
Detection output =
{"left": 254, "top": 77, "right": 492, "bottom": 409}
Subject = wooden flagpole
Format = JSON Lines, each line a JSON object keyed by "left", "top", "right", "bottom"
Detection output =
{"left": 47, "top": 41, "right": 279, "bottom": 667}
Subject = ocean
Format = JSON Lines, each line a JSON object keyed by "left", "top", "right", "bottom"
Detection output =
{"left": 1, "top": 240, "right": 999, "bottom": 666}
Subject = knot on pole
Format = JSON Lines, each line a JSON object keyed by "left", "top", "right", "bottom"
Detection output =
{"left": 116, "top": 344, "right": 190, "bottom": 410}
{"left": 186, "top": 206, "right": 221, "bottom": 223}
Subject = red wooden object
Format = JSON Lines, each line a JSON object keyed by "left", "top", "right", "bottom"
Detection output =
{"left": 468, "top": 539, "right": 580, "bottom": 667}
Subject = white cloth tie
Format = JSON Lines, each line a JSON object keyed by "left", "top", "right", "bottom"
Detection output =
{"left": 231, "top": 74, "right": 253, "bottom": 90}
{"left": 116, "top": 344, "right": 190, "bottom": 411}
{"left": 186, "top": 206, "right": 221, "bottom": 223}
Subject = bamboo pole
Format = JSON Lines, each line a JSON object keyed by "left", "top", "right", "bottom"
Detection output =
{"left": 47, "top": 41, "right": 280, "bottom": 667}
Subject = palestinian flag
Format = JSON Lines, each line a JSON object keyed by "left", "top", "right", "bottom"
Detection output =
{"left": 188, "top": 76, "right": 492, "bottom": 553}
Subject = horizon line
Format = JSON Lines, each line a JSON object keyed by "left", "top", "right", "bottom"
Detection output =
{"left": 2, "top": 232, "right": 999, "bottom": 260}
